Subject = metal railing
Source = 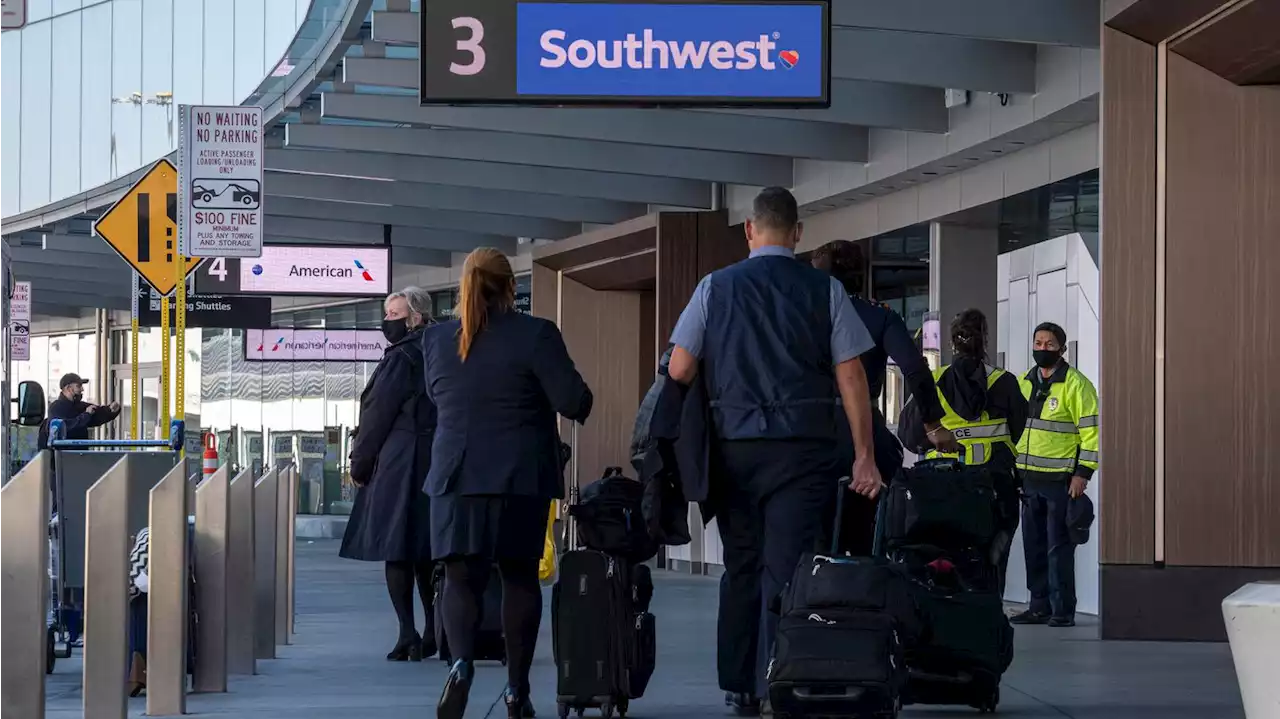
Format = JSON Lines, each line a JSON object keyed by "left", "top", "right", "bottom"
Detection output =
{"left": 0, "top": 420, "right": 299, "bottom": 718}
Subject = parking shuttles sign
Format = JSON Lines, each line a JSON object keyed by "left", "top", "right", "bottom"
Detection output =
{"left": 178, "top": 105, "right": 265, "bottom": 258}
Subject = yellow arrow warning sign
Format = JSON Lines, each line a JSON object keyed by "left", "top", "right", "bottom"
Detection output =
{"left": 94, "top": 158, "right": 200, "bottom": 295}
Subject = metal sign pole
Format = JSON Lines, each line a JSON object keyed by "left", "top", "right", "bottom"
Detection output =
{"left": 160, "top": 293, "right": 170, "bottom": 441}
{"left": 175, "top": 256, "right": 186, "bottom": 457}
{"left": 131, "top": 272, "right": 140, "bottom": 440}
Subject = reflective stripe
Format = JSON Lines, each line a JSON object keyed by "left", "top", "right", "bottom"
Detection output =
{"left": 1017, "top": 454, "right": 1076, "bottom": 470}
{"left": 1078, "top": 450, "right": 1100, "bottom": 462}
{"left": 927, "top": 442, "right": 989, "bottom": 465}
{"left": 1026, "top": 418, "right": 1078, "bottom": 434}
{"left": 1078, "top": 415, "right": 1099, "bottom": 428}
{"left": 950, "top": 422, "right": 1010, "bottom": 440}
{"left": 969, "top": 443, "right": 987, "bottom": 465}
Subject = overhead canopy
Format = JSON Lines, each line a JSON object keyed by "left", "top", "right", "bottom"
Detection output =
{"left": 2, "top": 0, "right": 1101, "bottom": 319}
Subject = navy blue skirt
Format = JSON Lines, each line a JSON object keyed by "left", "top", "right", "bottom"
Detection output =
{"left": 430, "top": 493, "right": 551, "bottom": 562}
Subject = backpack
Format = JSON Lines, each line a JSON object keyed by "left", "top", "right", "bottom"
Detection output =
{"left": 569, "top": 468, "right": 659, "bottom": 563}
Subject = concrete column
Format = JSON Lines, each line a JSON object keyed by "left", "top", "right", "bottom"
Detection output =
{"left": 929, "top": 222, "right": 999, "bottom": 364}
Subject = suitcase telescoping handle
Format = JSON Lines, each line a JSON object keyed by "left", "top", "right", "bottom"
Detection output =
{"left": 831, "top": 475, "right": 890, "bottom": 558}
{"left": 567, "top": 421, "right": 580, "bottom": 552}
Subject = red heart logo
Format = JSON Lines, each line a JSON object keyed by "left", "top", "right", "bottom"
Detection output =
{"left": 779, "top": 50, "right": 800, "bottom": 69}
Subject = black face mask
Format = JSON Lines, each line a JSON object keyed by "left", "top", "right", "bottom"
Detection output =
{"left": 1032, "top": 349, "right": 1062, "bottom": 370}
{"left": 72, "top": 392, "right": 84, "bottom": 403}
{"left": 381, "top": 318, "right": 410, "bottom": 344}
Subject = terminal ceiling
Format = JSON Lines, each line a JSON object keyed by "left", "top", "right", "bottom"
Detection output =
{"left": 2, "top": 0, "right": 1101, "bottom": 319}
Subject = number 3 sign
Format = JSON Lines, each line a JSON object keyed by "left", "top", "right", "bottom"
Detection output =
{"left": 450, "top": 17, "right": 487, "bottom": 76}
{"left": 418, "top": 0, "right": 831, "bottom": 108}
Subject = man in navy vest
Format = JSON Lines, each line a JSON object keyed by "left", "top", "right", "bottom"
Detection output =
{"left": 667, "top": 187, "right": 883, "bottom": 713}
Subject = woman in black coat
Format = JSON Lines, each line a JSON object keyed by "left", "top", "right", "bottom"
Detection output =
{"left": 423, "top": 248, "right": 592, "bottom": 719}
{"left": 339, "top": 287, "right": 439, "bottom": 661}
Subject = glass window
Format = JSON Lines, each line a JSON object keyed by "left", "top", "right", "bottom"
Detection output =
{"left": 872, "top": 226, "right": 929, "bottom": 263}
{"left": 52, "top": 0, "right": 83, "bottom": 14}
{"left": 264, "top": 0, "right": 298, "bottom": 78}
{"left": 872, "top": 266, "right": 930, "bottom": 332}
{"left": 20, "top": 20, "right": 52, "bottom": 211}
{"left": 141, "top": 0, "right": 175, "bottom": 161}
{"left": 233, "top": 0, "right": 267, "bottom": 102}
{"left": 27, "top": 0, "right": 51, "bottom": 23}
{"left": 80, "top": 2, "right": 113, "bottom": 190}
{"left": 50, "top": 12, "right": 83, "bottom": 202}
{"left": 111, "top": 0, "right": 144, "bottom": 179}
{"left": 1, "top": 32, "right": 22, "bottom": 217}
{"left": 202, "top": 0, "right": 234, "bottom": 103}
{"left": 173, "top": 0, "right": 205, "bottom": 107}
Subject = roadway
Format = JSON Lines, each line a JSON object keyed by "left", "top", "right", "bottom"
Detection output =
{"left": 46, "top": 540, "right": 1244, "bottom": 718}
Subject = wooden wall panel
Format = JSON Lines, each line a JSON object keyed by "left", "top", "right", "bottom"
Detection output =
{"left": 530, "top": 262, "right": 558, "bottom": 322}
{"left": 655, "top": 214, "right": 700, "bottom": 358}
{"left": 638, "top": 290, "right": 657, "bottom": 397}
{"left": 1099, "top": 27, "right": 1159, "bottom": 565}
{"left": 558, "top": 277, "right": 645, "bottom": 488}
{"left": 1163, "top": 54, "right": 1280, "bottom": 567}
{"left": 697, "top": 214, "right": 747, "bottom": 277}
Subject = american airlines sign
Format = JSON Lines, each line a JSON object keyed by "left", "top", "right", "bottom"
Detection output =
{"left": 244, "top": 328, "right": 388, "bottom": 362}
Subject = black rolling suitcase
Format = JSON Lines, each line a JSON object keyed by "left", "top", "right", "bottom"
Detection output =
{"left": 552, "top": 424, "right": 654, "bottom": 719}
{"left": 766, "top": 479, "right": 920, "bottom": 719}
{"left": 433, "top": 563, "right": 506, "bottom": 665}
{"left": 884, "top": 458, "right": 1013, "bottom": 714}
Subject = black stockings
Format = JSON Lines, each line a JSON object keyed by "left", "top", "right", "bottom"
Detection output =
{"left": 440, "top": 555, "right": 542, "bottom": 691}
{"left": 385, "top": 560, "right": 434, "bottom": 640}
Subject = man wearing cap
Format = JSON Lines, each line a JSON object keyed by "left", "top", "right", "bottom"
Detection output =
{"left": 37, "top": 373, "right": 122, "bottom": 450}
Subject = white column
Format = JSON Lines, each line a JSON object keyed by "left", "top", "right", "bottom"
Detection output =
{"left": 929, "top": 222, "right": 999, "bottom": 364}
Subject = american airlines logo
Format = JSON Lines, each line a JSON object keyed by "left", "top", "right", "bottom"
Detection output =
{"left": 245, "top": 329, "right": 386, "bottom": 362}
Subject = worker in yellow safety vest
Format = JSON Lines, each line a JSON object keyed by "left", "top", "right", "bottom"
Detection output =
{"left": 1009, "top": 322, "right": 1099, "bottom": 629}
{"left": 899, "top": 309, "right": 1027, "bottom": 594}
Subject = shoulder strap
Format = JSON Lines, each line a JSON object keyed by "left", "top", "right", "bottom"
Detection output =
{"left": 393, "top": 344, "right": 425, "bottom": 422}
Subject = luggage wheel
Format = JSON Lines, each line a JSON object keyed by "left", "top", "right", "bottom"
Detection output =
{"left": 972, "top": 687, "right": 1000, "bottom": 714}
{"left": 45, "top": 626, "right": 56, "bottom": 675}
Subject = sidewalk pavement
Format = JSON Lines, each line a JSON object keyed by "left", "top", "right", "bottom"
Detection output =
{"left": 47, "top": 539, "right": 1244, "bottom": 718}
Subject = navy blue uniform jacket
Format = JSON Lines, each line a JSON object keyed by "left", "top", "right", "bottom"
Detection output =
{"left": 421, "top": 309, "right": 593, "bottom": 500}
{"left": 340, "top": 328, "right": 436, "bottom": 561}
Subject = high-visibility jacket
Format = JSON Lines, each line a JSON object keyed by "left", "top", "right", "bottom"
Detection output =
{"left": 926, "top": 364, "right": 1016, "bottom": 466}
{"left": 1016, "top": 363, "right": 1099, "bottom": 477}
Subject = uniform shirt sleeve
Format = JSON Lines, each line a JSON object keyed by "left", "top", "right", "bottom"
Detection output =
{"left": 880, "top": 308, "right": 945, "bottom": 424}
{"left": 828, "top": 278, "right": 875, "bottom": 364}
{"left": 669, "top": 274, "right": 711, "bottom": 359}
{"left": 1071, "top": 371, "right": 1101, "bottom": 479}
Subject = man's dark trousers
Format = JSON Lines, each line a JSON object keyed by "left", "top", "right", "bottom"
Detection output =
{"left": 1020, "top": 473, "right": 1076, "bottom": 617}
{"left": 714, "top": 438, "right": 840, "bottom": 699}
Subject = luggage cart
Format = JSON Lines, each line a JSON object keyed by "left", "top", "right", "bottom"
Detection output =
{"left": 44, "top": 418, "right": 184, "bottom": 674}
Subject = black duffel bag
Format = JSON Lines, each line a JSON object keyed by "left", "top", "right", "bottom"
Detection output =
{"left": 884, "top": 459, "right": 997, "bottom": 550}
{"left": 570, "top": 468, "right": 660, "bottom": 563}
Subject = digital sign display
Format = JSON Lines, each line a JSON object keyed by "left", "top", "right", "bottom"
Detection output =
{"left": 420, "top": 0, "right": 830, "bottom": 107}
{"left": 244, "top": 329, "right": 389, "bottom": 362}
{"left": 194, "top": 244, "right": 391, "bottom": 297}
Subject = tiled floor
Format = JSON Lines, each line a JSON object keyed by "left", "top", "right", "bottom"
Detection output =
{"left": 46, "top": 540, "right": 1244, "bottom": 718}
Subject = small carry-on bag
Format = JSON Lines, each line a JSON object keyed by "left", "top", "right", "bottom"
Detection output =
{"left": 899, "top": 565, "right": 1012, "bottom": 713}
{"left": 882, "top": 458, "right": 997, "bottom": 550}
{"left": 767, "top": 479, "right": 919, "bottom": 719}
{"left": 553, "top": 423, "right": 653, "bottom": 719}
{"left": 434, "top": 563, "right": 506, "bottom": 665}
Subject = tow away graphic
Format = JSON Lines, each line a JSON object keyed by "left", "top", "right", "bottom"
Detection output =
{"left": 191, "top": 178, "right": 262, "bottom": 210}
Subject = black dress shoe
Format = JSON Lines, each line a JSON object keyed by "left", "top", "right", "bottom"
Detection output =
{"left": 437, "top": 659, "right": 474, "bottom": 719}
{"left": 1048, "top": 615, "right": 1076, "bottom": 628}
{"left": 387, "top": 633, "right": 423, "bottom": 662}
{"left": 725, "top": 692, "right": 761, "bottom": 716}
{"left": 1008, "top": 610, "right": 1050, "bottom": 625}
{"left": 504, "top": 686, "right": 536, "bottom": 718}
